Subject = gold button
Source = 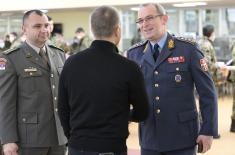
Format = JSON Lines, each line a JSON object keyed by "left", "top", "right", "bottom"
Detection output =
{"left": 29, "top": 72, "right": 33, "bottom": 76}
{"left": 155, "top": 96, "right": 160, "bottom": 100}
{"left": 155, "top": 71, "right": 158, "bottom": 75}
{"left": 156, "top": 109, "right": 161, "bottom": 114}
{"left": 55, "top": 108, "right": 58, "bottom": 112}
{"left": 52, "top": 85, "right": 55, "bottom": 89}
{"left": 154, "top": 84, "right": 159, "bottom": 87}
{"left": 176, "top": 67, "right": 179, "bottom": 71}
{"left": 22, "top": 118, "right": 26, "bottom": 122}
{"left": 54, "top": 97, "right": 57, "bottom": 100}
{"left": 51, "top": 74, "right": 54, "bottom": 78}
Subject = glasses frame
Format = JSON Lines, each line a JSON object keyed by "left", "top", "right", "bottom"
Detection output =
{"left": 136, "top": 14, "right": 163, "bottom": 24}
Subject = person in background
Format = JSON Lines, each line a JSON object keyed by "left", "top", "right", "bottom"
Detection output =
{"left": 10, "top": 33, "right": 26, "bottom": 49}
{"left": 3, "top": 34, "right": 11, "bottom": 50}
{"left": 47, "top": 15, "right": 54, "bottom": 35}
{"left": 227, "top": 41, "right": 235, "bottom": 133}
{"left": 198, "top": 24, "right": 228, "bottom": 139}
{"left": 58, "top": 5, "right": 148, "bottom": 155}
{"left": 71, "top": 27, "right": 92, "bottom": 53}
{"left": 0, "top": 9, "right": 67, "bottom": 155}
{"left": 127, "top": 3, "right": 218, "bottom": 155}
{"left": 47, "top": 15, "right": 71, "bottom": 55}
{"left": 131, "top": 28, "right": 142, "bottom": 45}
{"left": 9, "top": 32, "right": 18, "bottom": 45}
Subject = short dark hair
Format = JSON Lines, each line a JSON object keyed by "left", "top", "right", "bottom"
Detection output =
{"left": 91, "top": 6, "right": 120, "bottom": 38}
{"left": 23, "top": 9, "right": 45, "bottom": 25}
{"left": 203, "top": 24, "right": 214, "bottom": 38}
{"left": 76, "top": 27, "right": 85, "bottom": 33}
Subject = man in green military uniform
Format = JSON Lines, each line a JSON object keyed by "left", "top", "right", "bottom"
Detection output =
{"left": 0, "top": 10, "right": 67, "bottom": 155}
{"left": 71, "top": 27, "right": 92, "bottom": 54}
{"left": 228, "top": 41, "right": 235, "bottom": 132}
{"left": 198, "top": 24, "right": 225, "bottom": 138}
{"left": 198, "top": 25, "right": 224, "bottom": 85}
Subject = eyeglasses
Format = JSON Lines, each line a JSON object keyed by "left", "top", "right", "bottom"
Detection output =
{"left": 136, "top": 14, "right": 163, "bottom": 25}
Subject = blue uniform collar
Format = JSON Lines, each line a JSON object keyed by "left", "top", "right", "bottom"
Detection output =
{"left": 150, "top": 33, "right": 168, "bottom": 53}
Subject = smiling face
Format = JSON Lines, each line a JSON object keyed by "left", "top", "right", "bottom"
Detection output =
{"left": 137, "top": 4, "right": 168, "bottom": 42}
{"left": 22, "top": 12, "right": 50, "bottom": 48}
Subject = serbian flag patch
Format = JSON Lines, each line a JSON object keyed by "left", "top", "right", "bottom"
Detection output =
{"left": 0, "top": 58, "right": 7, "bottom": 70}
{"left": 200, "top": 58, "right": 208, "bottom": 71}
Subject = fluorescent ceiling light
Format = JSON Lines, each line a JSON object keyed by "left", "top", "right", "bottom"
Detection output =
{"left": 130, "top": 7, "right": 139, "bottom": 11}
{"left": 173, "top": 2, "right": 207, "bottom": 7}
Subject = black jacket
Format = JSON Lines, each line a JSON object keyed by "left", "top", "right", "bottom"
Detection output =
{"left": 58, "top": 40, "right": 148, "bottom": 153}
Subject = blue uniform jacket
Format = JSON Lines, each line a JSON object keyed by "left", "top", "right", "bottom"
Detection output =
{"left": 127, "top": 33, "right": 218, "bottom": 152}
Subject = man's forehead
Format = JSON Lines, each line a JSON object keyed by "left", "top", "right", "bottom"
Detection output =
{"left": 27, "top": 13, "right": 48, "bottom": 21}
{"left": 25, "top": 14, "right": 48, "bottom": 24}
{"left": 138, "top": 5, "right": 157, "bottom": 17}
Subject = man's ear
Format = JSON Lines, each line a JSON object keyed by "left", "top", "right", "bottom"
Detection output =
{"left": 114, "top": 25, "right": 120, "bottom": 37}
{"left": 162, "top": 15, "right": 168, "bottom": 26}
{"left": 114, "top": 25, "right": 121, "bottom": 45}
{"left": 22, "top": 25, "right": 26, "bottom": 34}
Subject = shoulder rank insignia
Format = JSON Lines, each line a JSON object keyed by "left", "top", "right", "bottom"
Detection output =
{"left": 3, "top": 47, "right": 20, "bottom": 55}
{"left": 48, "top": 44, "right": 64, "bottom": 52}
{"left": 127, "top": 40, "right": 148, "bottom": 51}
{"left": 176, "top": 36, "right": 196, "bottom": 45}
{"left": 168, "top": 39, "right": 175, "bottom": 50}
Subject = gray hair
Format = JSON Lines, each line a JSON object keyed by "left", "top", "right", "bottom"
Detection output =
{"left": 91, "top": 6, "right": 120, "bottom": 38}
{"left": 141, "top": 3, "right": 167, "bottom": 15}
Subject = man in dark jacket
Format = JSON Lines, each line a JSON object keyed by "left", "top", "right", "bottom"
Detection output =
{"left": 58, "top": 5, "right": 149, "bottom": 155}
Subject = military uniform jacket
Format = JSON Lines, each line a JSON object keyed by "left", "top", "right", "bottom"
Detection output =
{"left": 0, "top": 42, "right": 67, "bottom": 147}
{"left": 127, "top": 33, "right": 218, "bottom": 151}
{"left": 198, "top": 37, "right": 219, "bottom": 83}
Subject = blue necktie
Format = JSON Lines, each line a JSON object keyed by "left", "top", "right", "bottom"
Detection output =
{"left": 153, "top": 43, "right": 159, "bottom": 61}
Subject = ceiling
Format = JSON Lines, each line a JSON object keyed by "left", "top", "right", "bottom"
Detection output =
{"left": 1, "top": 0, "right": 235, "bottom": 12}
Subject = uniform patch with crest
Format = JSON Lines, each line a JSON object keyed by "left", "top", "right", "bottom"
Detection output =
{"left": 200, "top": 58, "right": 208, "bottom": 71}
{"left": 0, "top": 58, "right": 7, "bottom": 70}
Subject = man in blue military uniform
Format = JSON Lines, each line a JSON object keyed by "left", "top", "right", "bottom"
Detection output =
{"left": 127, "top": 3, "right": 218, "bottom": 155}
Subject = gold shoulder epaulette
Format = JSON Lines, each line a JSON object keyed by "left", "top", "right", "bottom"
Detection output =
{"left": 48, "top": 44, "right": 64, "bottom": 52}
{"left": 176, "top": 36, "right": 197, "bottom": 45}
{"left": 3, "top": 47, "right": 20, "bottom": 55}
{"left": 128, "top": 40, "right": 148, "bottom": 51}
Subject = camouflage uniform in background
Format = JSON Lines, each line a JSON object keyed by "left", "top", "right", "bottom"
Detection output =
{"left": 71, "top": 35, "right": 92, "bottom": 54}
{"left": 198, "top": 36, "right": 221, "bottom": 85}
{"left": 49, "top": 33, "right": 71, "bottom": 54}
{"left": 228, "top": 42, "right": 235, "bottom": 130}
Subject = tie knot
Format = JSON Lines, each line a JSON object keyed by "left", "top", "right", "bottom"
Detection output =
{"left": 39, "top": 48, "right": 45, "bottom": 55}
{"left": 154, "top": 43, "right": 159, "bottom": 51}
{"left": 38, "top": 48, "right": 49, "bottom": 68}
{"left": 153, "top": 43, "right": 159, "bottom": 61}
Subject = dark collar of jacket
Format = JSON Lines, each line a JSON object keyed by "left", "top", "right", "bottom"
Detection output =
{"left": 90, "top": 40, "right": 119, "bottom": 54}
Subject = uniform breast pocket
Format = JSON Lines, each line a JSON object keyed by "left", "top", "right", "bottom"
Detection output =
{"left": 19, "top": 69, "right": 43, "bottom": 93}
{"left": 167, "top": 66, "right": 189, "bottom": 88}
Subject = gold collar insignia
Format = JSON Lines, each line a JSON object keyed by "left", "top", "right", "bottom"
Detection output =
{"left": 168, "top": 39, "right": 174, "bottom": 50}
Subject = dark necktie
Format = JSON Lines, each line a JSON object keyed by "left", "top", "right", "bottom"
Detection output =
{"left": 153, "top": 43, "right": 160, "bottom": 61}
{"left": 39, "top": 48, "right": 49, "bottom": 68}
